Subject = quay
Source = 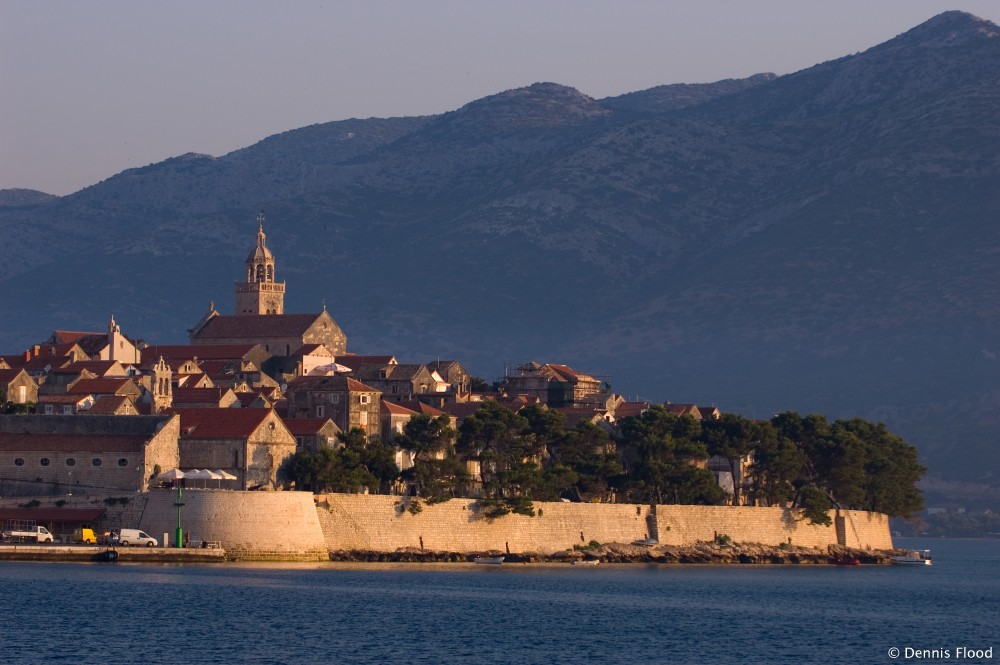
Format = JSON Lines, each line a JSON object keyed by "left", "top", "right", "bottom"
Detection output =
{"left": 0, "top": 543, "right": 226, "bottom": 563}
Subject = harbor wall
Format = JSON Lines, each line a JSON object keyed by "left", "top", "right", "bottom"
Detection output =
{"left": 0, "top": 492, "right": 892, "bottom": 559}
{"left": 315, "top": 495, "right": 893, "bottom": 554}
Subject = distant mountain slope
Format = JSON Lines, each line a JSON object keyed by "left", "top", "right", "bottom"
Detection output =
{"left": 1, "top": 11, "right": 999, "bottom": 503}
{"left": 0, "top": 189, "right": 57, "bottom": 207}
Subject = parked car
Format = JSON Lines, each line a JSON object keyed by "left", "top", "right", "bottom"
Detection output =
{"left": 118, "top": 528, "right": 157, "bottom": 547}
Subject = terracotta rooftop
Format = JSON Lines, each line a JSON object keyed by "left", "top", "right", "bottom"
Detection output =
{"left": 193, "top": 314, "right": 324, "bottom": 339}
{"left": 67, "top": 378, "right": 138, "bottom": 395}
{"left": 281, "top": 418, "right": 338, "bottom": 436}
{"left": 0, "top": 432, "right": 146, "bottom": 452}
{"left": 86, "top": 395, "right": 136, "bottom": 414}
{"left": 172, "top": 408, "right": 279, "bottom": 440}
{"left": 381, "top": 400, "right": 419, "bottom": 416}
{"left": 141, "top": 344, "right": 265, "bottom": 363}
{"left": 286, "top": 375, "right": 380, "bottom": 394}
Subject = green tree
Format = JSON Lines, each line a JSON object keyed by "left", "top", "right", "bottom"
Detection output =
{"left": 700, "top": 413, "right": 758, "bottom": 506}
{"left": 396, "top": 414, "right": 468, "bottom": 504}
{"left": 618, "top": 407, "right": 725, "bottom": 505}
{"left": 457, "top": 400, "right": 542, "bottom": 517}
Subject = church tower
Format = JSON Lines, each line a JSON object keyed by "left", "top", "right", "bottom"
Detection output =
{"left": 235, "top": 211, "right": 286, "bottom": 315}
{"left": 151, "top": 356, "right": 173, "bottom": 414}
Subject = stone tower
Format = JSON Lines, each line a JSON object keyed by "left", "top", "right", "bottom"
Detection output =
{"left": 151, "top": 356, "right": 173, "bottom": 413}
{"left": 235, "top": 211, "right": 286, "bottom": 315}
{"left": 107, "top": 315, "right": 123, "bottom": 361}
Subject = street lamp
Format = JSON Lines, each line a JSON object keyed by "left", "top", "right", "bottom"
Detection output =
{"left": 173, "top": 483, "right": 185, "bottom": 548}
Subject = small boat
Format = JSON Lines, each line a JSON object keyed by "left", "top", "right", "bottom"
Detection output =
{"left": 473, "top": 556, "right": 504, "bottom": 565}
{"left": 891, "top": 549, "right": 932, "bottom": 566}
{"left": 831, "top": 557, "right": 860, "bottom": 566}
{"left": 572, "top": 558, "right": 600, "bottom": 566}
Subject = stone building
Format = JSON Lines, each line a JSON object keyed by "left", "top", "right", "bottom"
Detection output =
{"left": 0, "top": 368, "right": 39, "bottom": 405}
{"left": 284, "top": 375, "right": 382, "bottom": 441}
{"left": 174, "top": 408, "right": 296, "bottom": 490}
{"left": 189, "top": 215, "right": 347, "bottom": 357}
{"left": 281, "top": 417, "right": 341, "bottom": 452}
{"left": 351, "top": 363, "right": 443, "bottom": 401}
{"left": 0, "top": 414, "right": 180, "bottom": 497}
{"left": 502, "top": 362, "right": 610, "bottom": 408}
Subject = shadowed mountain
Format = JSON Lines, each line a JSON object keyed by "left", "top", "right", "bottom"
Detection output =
{"left": 2, "top": 11, "right": 999, "bottom": 504}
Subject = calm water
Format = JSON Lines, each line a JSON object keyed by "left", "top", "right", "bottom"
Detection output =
{"left": 0, "top": 538, "right": 995, "bottom": 665}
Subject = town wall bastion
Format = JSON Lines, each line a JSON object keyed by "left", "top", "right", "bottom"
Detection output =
{"left": 137, "top": 489, "right": 329, "bottom": 561}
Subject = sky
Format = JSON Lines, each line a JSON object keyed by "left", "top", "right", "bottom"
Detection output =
{"left": 3, "top": 1, "right": 1000, "bottom": 196}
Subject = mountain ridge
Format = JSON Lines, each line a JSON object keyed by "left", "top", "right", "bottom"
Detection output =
{"left": 2, "top": 12, "right": 999, "bottom": 504}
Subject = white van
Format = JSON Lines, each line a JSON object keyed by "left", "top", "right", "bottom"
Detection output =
{"left": 118, "top": 528, "right": 158, "bottom": 547}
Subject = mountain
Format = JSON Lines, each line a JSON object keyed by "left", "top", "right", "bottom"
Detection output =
{"left": 2, "top": 11, "right": 999, "bottom": 505}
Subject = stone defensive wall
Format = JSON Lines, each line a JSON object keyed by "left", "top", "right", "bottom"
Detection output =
{"left": 655, "top": 505, "right": 892, "bottom": 550}
{"left": 137, "top": 489, "right": 328, "bottom": 561}
{"left": 0, "top": 491, "right": 891, "bottom": 559}
{"left": 314, "top": 495, "right": 893, "bottom": 554}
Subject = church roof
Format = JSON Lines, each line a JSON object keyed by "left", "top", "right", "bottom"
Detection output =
{"left": 192, "top": 314, "right": 326, "bottom": 340}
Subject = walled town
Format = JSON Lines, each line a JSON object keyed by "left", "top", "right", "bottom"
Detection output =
{"left": 0, "top": 215, "right": 908, "bottom": 561}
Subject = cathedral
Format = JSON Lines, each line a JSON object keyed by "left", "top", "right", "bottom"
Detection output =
{"left": 188, "top": 213, "right": 347, "bottom": 357}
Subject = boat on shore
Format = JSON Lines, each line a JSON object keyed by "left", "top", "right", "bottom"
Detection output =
{"left": 571, "top": 558, "right": 600, "bottom": 566}
{"left": 891, "top": 549, "right": 932, "bottom": 565}
{"left": 831, "top": 557, "right": 860, "bottom": 566}
{"left": 472, "top": 556, "right": 504, "bottom": 565}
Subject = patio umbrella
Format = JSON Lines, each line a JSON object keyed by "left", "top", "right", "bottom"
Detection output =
{"left": 185, "top": 469, "right": 219, "bottom": 488}
{"left": 155, "top": 468, "right": 186, "bottom": 484}
{"left": 212, "top": 470, "right": 237, "bottom": 488}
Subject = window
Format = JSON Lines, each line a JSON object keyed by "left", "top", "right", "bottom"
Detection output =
{"left": 66, "top": 458, "right": 76, "bottom": 467}
{"left": 118, "top": 458, "right": 129, "bottom": 467}
{"left": 315, "top": 405, "right": 325, "bottom": 418}
{"left": 92, "top": 458, "right": 102, "bottom": 467}
{"left": 40, "top": 458, "right": 50, "bottom": 466}
{"left": 14, "top": 458, "right": 24, "bottom": 467}
{"left": 359, "top": 395, "right": 371, "bottom": 404}
{"left": 44, "top": 405, "right": 53, "bottom": 415}
{"left": 327, "top": 394, "right": 339, "bottom": 404}
{"left": 16, "top": 386, "right": 25, "bottom": 403}
{"left": 63, "top": 406, "right": 73, "bottom": 414}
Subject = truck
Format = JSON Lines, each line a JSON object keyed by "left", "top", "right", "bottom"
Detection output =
{"left": 2, "top": 520, "right": 55, "bottom": 543}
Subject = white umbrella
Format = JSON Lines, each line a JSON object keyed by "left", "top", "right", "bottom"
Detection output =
{"left": 209, "top": 469, "right": 236, "bottom": 488}
{"left": 185, "top": 469, "right": 220, "bottom": 488}
{"left": 155, "top": 468, "right": 186, "bottom": 483}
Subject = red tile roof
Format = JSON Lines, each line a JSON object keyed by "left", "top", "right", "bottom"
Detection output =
{"left": 193, "top": 314, "right": 324, "bottom": 339}
{"left": 0, "top": 432, "right": 145, "bottom": 452}
{"left": 172, "top": 387, "right": 232, "bottom": 404}
{"left": 141, "top": 344, "right": 265, "bottom": 363}
{"left": 173, "top": 408, "right": 279, "bottom": 440}
{"left": 86, "top": 395, "right": 136, "bottom": 415}
{"left": 52, "top": 330, "right": 103, "bottom": 345}
{"left": 394, "top": 401, "right": 446, "bottom": 417}
{"left": 614, "top": 402, "right": 651, "bottom": 419}
{"left": 381, "top": 400, "right": 418, "bottom": 416}
{"left": 67, "top": 378, "right": 138, "bottom": 395}
{"left": 335, "top": 355, "right": 396, "bottom": 370}
{"left": 0, "top": 507, "right": 106, "bottom": 523}
{"left": 281, "top": 418, "right": 337, "bottom": 435}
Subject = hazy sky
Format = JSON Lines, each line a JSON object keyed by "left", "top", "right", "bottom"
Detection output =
{"left": 3, "top": 1, "right": 1000, "bottom": 196}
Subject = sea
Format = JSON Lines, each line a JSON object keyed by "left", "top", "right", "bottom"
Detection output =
{"left": 0, "top": 538, "right": 995, "bottom": 665}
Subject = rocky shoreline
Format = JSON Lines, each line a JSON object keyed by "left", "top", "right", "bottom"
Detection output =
{"left": 329, "top": 542, "right": 902, "bottom": 565}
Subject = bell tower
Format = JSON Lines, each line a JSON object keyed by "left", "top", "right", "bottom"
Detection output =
{"left": 235, "top": 211, "right": 286, "bottom": 315}
{"left": 151, "top": 356, "right": 173, "bottom": 414}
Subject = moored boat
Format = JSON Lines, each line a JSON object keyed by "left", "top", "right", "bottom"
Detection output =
{"left": 891, "top": 549, "right": 932, "bottom": 565}
{"left": 473, "top": 556, "right": 504, "bottom": 564}
{"left": 571, "top": 558, "right": 600, "bottom": 566}
{"left": 831, "top": 557, "right": 860, "bottom": 566}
